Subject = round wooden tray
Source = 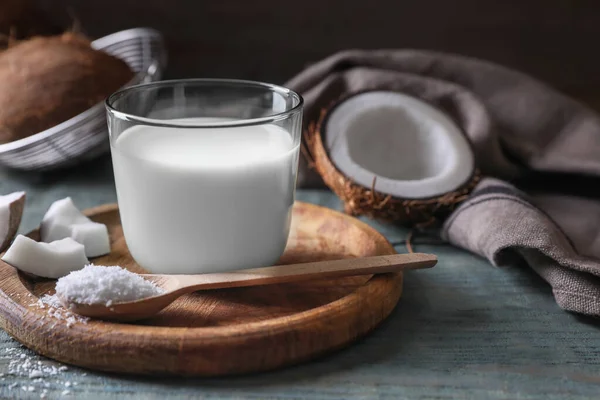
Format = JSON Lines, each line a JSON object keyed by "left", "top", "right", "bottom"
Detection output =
{"left": 0, "top": 201, "right": 402, "bottom": 376}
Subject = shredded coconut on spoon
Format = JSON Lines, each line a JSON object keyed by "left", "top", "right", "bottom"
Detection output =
{"left": 55, "top": 264, "right": 164, "bottom": 307}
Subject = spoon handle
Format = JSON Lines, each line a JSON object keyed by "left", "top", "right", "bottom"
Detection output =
{"left": 159, "top": 253, "right": 437, "bottom": 293}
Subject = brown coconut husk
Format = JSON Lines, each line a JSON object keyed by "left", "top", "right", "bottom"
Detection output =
{"left": 303, "top": 107, "right": 481, "bottom": 228}
{"left": 0, "top": 32, "right": 134, "bottom": 144}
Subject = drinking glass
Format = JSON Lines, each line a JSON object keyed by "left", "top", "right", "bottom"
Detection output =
{"left": 106, "top": 79, "right": 303, "bottom": 274}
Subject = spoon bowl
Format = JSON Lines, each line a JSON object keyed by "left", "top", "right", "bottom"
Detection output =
{"left": 64, "top": 253, "right": 437, "bottom": 321}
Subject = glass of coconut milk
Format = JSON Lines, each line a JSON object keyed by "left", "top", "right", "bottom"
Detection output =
{"left": 105, "top": 79, "right": 303, "bottom": 274}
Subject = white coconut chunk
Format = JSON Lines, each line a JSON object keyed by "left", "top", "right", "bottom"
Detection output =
{"left": 0, "top": 192, "right": 26, "bottom": 252}
{"left": 40, "top": 197, "right": 91, "bottom": 243}
{"left": 39, "top": 197, "right": 110, "bottom": 258}
{"left": 325, "top": 91, "right": 475, "bottom": 199}
{"left": 2, "top": 235, "right": 88, "bottom": 278}
{"left": 69, "top": 222, "right": 110, "bottom": 258}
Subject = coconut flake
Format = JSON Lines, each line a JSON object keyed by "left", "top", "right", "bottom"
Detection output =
{"left": 55, "top": 264, "right": 164, "bottom": 306}
{"left": 2, "top": 344, "right": 81, "bottom": 396}
{"left": 33, "top": 294, "right": 89, "bottom": 326}
{"left": 2, "top": 235, "right": 88, "bottom": 278}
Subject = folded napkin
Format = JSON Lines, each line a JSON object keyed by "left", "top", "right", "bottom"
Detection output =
{"left": 286, "top": 49, "right": 600, "bottom": 316}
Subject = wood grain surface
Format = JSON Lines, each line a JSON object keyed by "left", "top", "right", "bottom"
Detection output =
{"left": 0, "top": 165, "right": 599, "bottom": 398}
{"left": 0, "top": 201, "right": 402, "bottom": 376}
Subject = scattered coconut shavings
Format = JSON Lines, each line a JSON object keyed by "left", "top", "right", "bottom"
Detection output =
{"left": 27, "top": 293, "right": 89, "bottom": 328}
{"left": 55, "top": 264, "right": 164, "bottom": 307}
{"left": 29, "top": 370, "right": 43, "bottom": 378}
{"left": 5, "top": 347, "right": 64, "bottom": 378}
{"left": 2, "top": 345, "right": 81, "bottom": 397}
{"left": 35, "top": 294, "right": 89, "bottom": 328}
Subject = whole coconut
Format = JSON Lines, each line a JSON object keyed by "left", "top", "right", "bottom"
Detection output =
{"left": 0, "top": 33, "right": 134, "bottom": 144}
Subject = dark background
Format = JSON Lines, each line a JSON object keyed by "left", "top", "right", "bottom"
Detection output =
{"left": 35, "top": 0, "right": 600, "bottom": 105}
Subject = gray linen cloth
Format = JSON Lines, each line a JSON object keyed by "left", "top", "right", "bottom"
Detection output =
{"left": 286, "top": 49, "right": 600, "bottom": 316}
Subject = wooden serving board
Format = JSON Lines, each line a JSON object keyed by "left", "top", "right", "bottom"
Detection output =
{"left": 0, "top": 201, "right": 402, "bottom": 376}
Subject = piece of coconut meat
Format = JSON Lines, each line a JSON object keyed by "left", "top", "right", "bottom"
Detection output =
{"left": 0, "top": 191, "right": 25, "bottom": 252}
{"left": 40, "top": 197, "right": 110, "bottom": 257}
{"left": 40, "top": 197, "right": 91, "bottom": 242}
{"left": 2, "top": 235, "right": 88, "bottom": 278}
{"left": 69, "top": 222, "right": 110, "bottom": 258}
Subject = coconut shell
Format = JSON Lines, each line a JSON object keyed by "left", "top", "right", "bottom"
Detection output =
{"left": 0, "top": 33, "right": 134, "bottom": 144}
{"left": 304, "top": 108, "right": 480, "bottom": 228}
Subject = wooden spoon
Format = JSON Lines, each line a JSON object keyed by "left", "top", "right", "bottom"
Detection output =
{"left": 64, "top": 253, "right": 437, "bottom": 321}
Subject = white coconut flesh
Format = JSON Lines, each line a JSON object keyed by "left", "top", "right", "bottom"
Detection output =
{"left": 40, "top": 197, "right": 110, "bottom": 258}
{"left": 69, "top": 222, "right": 110, "bottom": 258}
{"left": 0, "top": 191, "right": 25, "bottom": 251}
{"left": 2, "top": 235, "right": 88, "bottom": 278}
{"left": 40, "top": 197, "right": 90, "bottom": 243}
{"left": 325, "top": 91, "right": 475, "bottom": 199}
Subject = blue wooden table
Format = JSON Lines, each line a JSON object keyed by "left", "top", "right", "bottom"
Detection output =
{"left": 0, "top": 156, "right": 598, "bottom": 399}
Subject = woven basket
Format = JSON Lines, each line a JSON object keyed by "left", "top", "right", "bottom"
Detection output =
{"left": 0, "top": 28, "right": 167, "bottom": 170}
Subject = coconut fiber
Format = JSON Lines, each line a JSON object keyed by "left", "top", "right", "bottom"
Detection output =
{"left": 286, "top": 49, "right": 600, "bottom": 316}
{"left": 0, "top": 33, "right": 134, "bottom": 144}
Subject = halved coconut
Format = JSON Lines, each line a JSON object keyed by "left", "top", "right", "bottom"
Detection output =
{"left": 305, "top": 91, "right": 479, "bottom": 226}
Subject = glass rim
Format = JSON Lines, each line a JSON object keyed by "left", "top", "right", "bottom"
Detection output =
{"left": 105, "top": 78, "right": 304, "bottom": 128}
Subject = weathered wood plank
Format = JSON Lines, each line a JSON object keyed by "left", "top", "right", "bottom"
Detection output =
{"left": 0, "top": 156, "right": 598, "bottom": 398}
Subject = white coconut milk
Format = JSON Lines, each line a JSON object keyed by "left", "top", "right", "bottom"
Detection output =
{"left": 110, "top": 120, "right": 298, "bottom": 274}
